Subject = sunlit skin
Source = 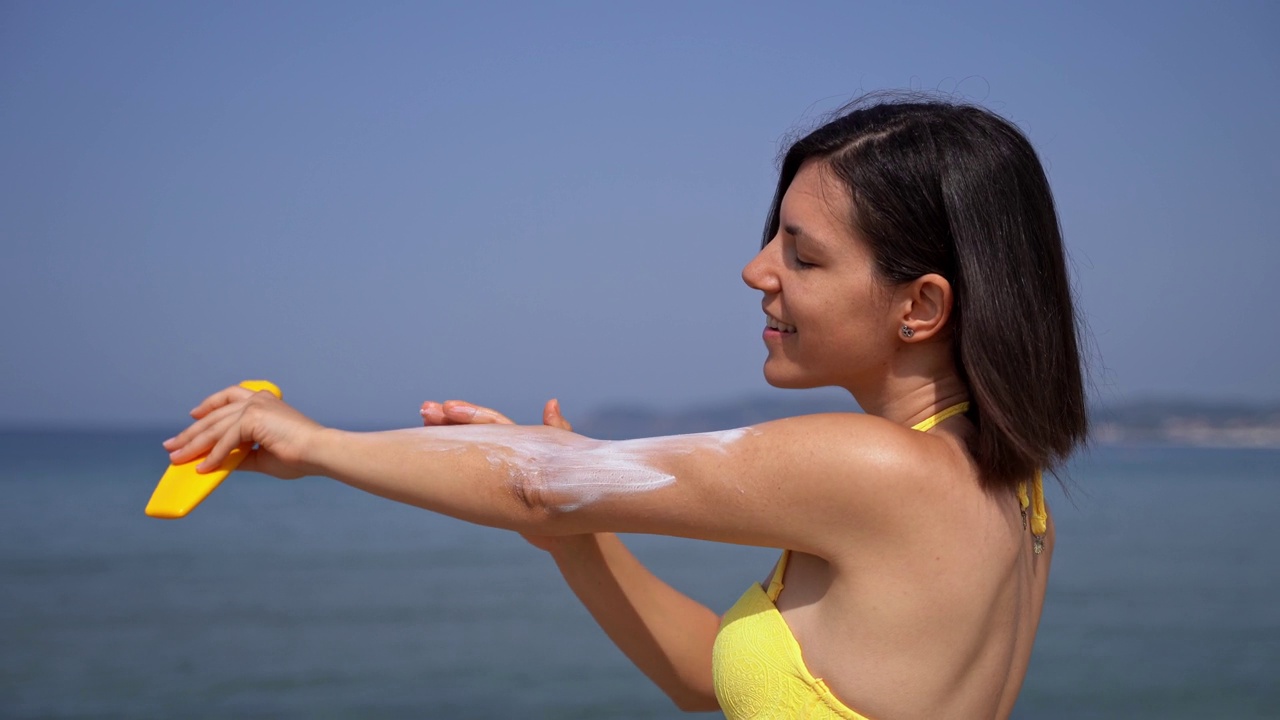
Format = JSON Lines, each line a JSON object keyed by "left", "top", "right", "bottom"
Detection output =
{"left": 163, "top": 158, "right": 1053, "bottom": 720}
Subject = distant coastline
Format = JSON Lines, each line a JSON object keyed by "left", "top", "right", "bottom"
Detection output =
{"left": 577, "top": 396, "right": 1280, "bottom": 450}
{"left": 1089, "top": 400, "right": 1280, "bottom": 449}
{"left": 4, "top": 398, "right": 1279, "bottom": 451}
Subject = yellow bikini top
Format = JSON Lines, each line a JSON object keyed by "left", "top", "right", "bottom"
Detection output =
{"left": 711, "top": 403, "right": 1047, "bottom": 719}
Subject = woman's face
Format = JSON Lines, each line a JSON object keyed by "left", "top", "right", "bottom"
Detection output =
{"left": 742, "top": 159, "right": 899, "bottom": 392}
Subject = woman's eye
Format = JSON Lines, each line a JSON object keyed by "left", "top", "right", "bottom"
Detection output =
{"left": 785, "top": 232, "right": 816, "bottom": 268}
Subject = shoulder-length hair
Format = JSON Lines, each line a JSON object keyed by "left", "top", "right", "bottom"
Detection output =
{"left": 766, "top": 96, "right": 1088, "bottom": 491}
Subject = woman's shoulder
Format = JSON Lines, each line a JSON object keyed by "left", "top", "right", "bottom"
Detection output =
{"left": 751, "top": 411, "right": 964, "bottom": 478}
{"left": 737, "top": 412, "right": 974, "bottom": 519}
{"left": 761, "top": 413, "right": 1009, "bottom": 561}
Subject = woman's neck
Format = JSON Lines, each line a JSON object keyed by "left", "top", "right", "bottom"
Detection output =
{"left": 846, "top": 345, "right": 971, "bottom": 427}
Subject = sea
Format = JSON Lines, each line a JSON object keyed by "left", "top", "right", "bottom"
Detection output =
{"left": 1, "top": 430, "right": 1277, "bottom": 719}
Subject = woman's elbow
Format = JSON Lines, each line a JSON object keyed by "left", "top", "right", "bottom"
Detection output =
{"left": 505, "top": 465, "right": 577, "bottom": 534}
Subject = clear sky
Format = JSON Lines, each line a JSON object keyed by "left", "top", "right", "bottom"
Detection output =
{"left": 2, "top": 1, "right": 1277, "bottom": 427}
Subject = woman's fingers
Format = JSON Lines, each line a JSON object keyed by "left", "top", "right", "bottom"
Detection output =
{"left": 421, "top": 398, "right": 570, "bottom": 429}
{"left": 420, "top": 401, "right": 446, "bottom": 425}
{"left": 189, "top": 384, "right": 254, "bottom": 419}
{"left": 421, "top": 400, "right": 515, "bottom": 426}
{"left": 198, "top": 428, "right": 251, "bottom": 473}
{"left": 164, "top": 400, "right": 241, "bottom": 458}
{"left": 164, "top": 386, "right": 251, "bottom": 453}
{"left": 543, "top": 398, "right": 573, "bottom": 431}
{"left": 185, "top": 397, "right": 270, "bottom": 471}
{"left": 444, "top": 400, "right": 515, "bottom": 424}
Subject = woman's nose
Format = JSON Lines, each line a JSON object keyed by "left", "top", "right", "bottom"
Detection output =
{"left": 742, "top": 242, "right": 779, "bottom": 293}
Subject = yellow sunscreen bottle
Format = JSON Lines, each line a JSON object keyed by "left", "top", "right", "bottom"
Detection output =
{"left": 145, "top": 380, "right": 281, "bottom": 519}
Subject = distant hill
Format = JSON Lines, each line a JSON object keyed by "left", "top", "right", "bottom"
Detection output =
{"left": 1092, "top": 400, "right": 1280, "bottom": 448}
{"left": 576, "top": 395, "right": 1280, "bottom": 449}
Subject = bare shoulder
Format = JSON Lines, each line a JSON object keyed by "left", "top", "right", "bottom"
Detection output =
{"left": 741, "top": 411, "right": 967, "bottom": 494}
{"left": 643, "top": 412, "right": 967, "bottom": 555}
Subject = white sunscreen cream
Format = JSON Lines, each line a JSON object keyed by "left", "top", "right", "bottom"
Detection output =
{"left": 402, "top": 425, "right": 753, "bottom": 511}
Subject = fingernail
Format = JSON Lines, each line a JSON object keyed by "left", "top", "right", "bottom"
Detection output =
{"left": 450, "top": 405, "right": 477, "bottom": 420}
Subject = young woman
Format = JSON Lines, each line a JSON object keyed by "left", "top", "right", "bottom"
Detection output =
{"left": 165, "top": 97, "right": 1087, "bottom": 719}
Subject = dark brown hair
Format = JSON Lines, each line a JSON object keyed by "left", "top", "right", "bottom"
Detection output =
{"left": 765, "top": 96, "right": 1088, "bottom": 491}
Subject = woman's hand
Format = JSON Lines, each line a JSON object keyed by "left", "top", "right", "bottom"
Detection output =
{"left": 162, "top": 385, "right": 325, "bottom": 480}
{"left": 420, "top": 397, "right": 577, "bottom": 552}
{"left": 418, "top": 397, "right": 574, "bottom": 433}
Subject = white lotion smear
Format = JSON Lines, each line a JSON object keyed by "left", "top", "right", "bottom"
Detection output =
{"left": 400, "top": 425, "right": 753, "bottom": 511}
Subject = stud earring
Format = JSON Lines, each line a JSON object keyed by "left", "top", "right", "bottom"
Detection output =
{"left": 900, "top": 326, "right": 914, "bottom": 338}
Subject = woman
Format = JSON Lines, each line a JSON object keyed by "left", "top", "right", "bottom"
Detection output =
{"left": 165, "top": 97, "right": 1087, "bottom": 719}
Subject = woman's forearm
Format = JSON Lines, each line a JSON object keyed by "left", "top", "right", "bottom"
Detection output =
{"left": 305, "top": 426, "right": 545, "bottom": 531}
{"left": 549, "top": 533, "right": 721, "bottom": 712}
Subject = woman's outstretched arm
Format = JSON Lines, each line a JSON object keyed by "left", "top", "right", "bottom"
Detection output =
{"left": 165, "top": 383, "right": 917, "bottom": 562}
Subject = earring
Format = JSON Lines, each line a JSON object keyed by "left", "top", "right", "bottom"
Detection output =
{"left": 900, "top": 326, "right": 914, "bottom": 338}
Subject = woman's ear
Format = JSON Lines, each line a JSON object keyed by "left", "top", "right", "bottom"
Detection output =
{"left": 897, "top": 273, "right": 953, "bottom": 341}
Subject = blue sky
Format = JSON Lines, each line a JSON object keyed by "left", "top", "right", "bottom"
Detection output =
{"left": 2, "top": 1, "right": 1277, "bottom": 427}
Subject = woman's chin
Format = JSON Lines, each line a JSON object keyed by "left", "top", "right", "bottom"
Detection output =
{"left": 762, "top": 364, "right": 815, "bottom": 389}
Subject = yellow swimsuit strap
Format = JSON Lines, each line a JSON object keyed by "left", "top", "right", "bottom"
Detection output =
{"left": 909, "top": 402, "right": 971, "bottom": 432}
{"left": 1017, "top": 470, "right": 1048, "bottom": 554}
{"left": 911, "top": 402, "right": 1047, "bottom": 554}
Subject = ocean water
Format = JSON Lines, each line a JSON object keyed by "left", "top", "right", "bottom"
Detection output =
{"left": 1, "top": 431, "right": 1277, "bottom": 719}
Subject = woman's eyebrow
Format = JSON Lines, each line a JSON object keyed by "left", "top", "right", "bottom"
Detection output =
{"left": 783, "top": 224, "right": 826, "bottom": 248}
